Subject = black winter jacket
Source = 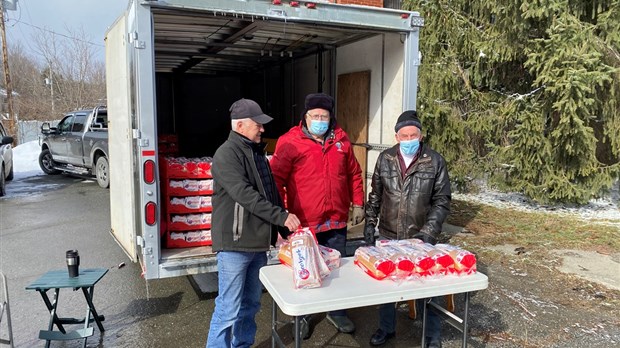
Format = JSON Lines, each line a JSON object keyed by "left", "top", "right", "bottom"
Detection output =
{"left": 365, "top": 143, "right": 451, "bottom": 242}
{"left": 211, "top": 131, "right": 289, "bottom": 252}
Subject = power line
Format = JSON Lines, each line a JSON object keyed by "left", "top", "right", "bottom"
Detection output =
{"left": 6, "top": 19, "right": 104, "bottom": 47}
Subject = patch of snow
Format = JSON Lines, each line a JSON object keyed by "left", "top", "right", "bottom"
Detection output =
{"left": 454, "top": 182, "right": 620, "bottom": 222}
{"left": 13, "top": 140, "right": 44, "bottom": 179}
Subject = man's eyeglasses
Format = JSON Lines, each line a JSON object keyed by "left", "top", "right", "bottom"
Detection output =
{"left": 306, "top": 113, "right": 330, "bottom": 121}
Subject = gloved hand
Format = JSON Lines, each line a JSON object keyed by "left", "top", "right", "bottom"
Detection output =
{"left": 351, "top": 205, "right": 365, "bottom": 225}
{"left": 413, "top": 232, "right": 437, "bottom": 245}
{"left": 364, "top": 223, "right": 376, "bottom": 245}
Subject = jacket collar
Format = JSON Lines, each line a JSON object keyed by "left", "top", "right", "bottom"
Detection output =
{"left": 229, "top": 130, "right": 267, "bottom": 153}
{"left": 386, "top": 143, "right": 431, "bottom": 169}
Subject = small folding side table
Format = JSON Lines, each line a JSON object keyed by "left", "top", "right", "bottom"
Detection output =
{"left": 25, "top": 268, "right": 108, "bottom": 348}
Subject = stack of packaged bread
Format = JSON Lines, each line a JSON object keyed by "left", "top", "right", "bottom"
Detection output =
{"left": 278, "top": 228, "right": 341, "bottom": 289}
{"left": 277, "top": 232, "right": 476, "bottom": 287}
{"left": 354, "top": 239, "right": 477, "bottom": 281}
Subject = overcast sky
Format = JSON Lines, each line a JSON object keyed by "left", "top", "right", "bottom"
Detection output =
{"left": 5, "top": 0, "right": 128, "bottom": 62}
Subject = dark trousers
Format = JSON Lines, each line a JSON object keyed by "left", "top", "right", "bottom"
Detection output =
{"left": 316, "top": 227, "right": 347, "bottom": 317}
{"left": 378, "top": 297, "right": 441, "bottom": 340}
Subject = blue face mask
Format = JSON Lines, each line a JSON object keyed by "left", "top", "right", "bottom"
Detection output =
{"left": 400, "top": 139, "right": 420, "bottom": 156}
{"left": 309, "top": 120, "right": 329, "bottom": 136}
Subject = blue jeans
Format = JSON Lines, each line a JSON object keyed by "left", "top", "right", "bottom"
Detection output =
{"left": 378, "top": 297, "right": 441, "bottom": 341}
{"left": 206, "top": 251, "right": 267, "bottom": 348}
{"left": 316, "top": 228, "right": 347, "bottom": 317}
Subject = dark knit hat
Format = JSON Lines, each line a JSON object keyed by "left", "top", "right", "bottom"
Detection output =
{"left": 304, "top": 93, "right": 334, "bottom": 117}
{"left": 394, "top": 110, "right": 422, "bottom": 133}
{"left": 230, "top": 98, "right": 273, "bottom": 124}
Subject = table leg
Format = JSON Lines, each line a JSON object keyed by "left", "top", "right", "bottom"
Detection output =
{"left": 44, "top": 289, "right": 61, "bottom": 348}
{"left": 421, "top": 298, "right": 428, "bottom": 348}
{"left": 82, "top": 292, "right": 92, "bottom": 348}
{"left": 38, "top": 289, "right": 66, "bottom": 334}
{"left": 462, "top": 292, "right": 470, "bottom": 348}
{"left": 271, "top": 299, "right": 276, "bottom": 348}
{"left": 81, "top": 286, "right": 105, "bottom": 332}
{"left": 294, "top": 316, "right": 301, "bottom": 348}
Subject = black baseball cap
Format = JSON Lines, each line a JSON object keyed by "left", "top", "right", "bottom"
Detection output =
{"left": 229, "top": 98, "right": 273, "bottom": 124}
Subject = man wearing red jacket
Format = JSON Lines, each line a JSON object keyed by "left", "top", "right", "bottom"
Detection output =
{"left": 271, "top": 93, "right": 365, "bottom": 339}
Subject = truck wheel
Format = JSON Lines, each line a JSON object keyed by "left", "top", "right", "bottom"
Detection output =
{"left": 95, "top": 156, "right": 110, "bottom": 188}
{"left": 39, "top": 149, "right": 60, "bottom": 175}
{"left": 0, "top": 163, "right": 6, "bottom": 197}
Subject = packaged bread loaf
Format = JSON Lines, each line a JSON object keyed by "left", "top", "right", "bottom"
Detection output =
{"left": 318, "top": 245, "right": 341, "bottom": 271}
{"left": 290, "top": 230, "right": 322, "bottom": 289}
{"left": 289, "top": 228, "right": 331, "bottom": 289}
{"left": 375, "top": 239, "right": 416, "bottom": 247}
{"left": 354, "top": 246, "right": 396, "bottom": 280}
{"left": 378, "top": 244, "right": 415, "bottom": 279}
{"left": 394, "top": 243, "right": 436, "bottom": 278}
{"left": 413, "top": 243, "right": 455, "bottom": 276}
{"left": 279, "top": 242, "right": 341, "bottom": 271}
{"left": 278, "top": 241, "right": 294, "bottom": 267}
{"left": 435, "top": 244, "right": 477, "bottom": 275}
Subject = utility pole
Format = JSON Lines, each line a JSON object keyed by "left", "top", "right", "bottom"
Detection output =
{"left": 45, "top": 64, "right": 54, "bottom": 114}
{"left": 0, "top": 0, "right": 17, "bottom": 143}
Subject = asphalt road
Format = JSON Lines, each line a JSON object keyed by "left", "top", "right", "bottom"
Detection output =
{"left": 1, "top": 174, "right": 618, "bottom": 348}
{"left": 0, "top": 175, "right": 211, "bottom": 348}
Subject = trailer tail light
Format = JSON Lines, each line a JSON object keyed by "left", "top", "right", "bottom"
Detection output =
{"left": 272, "top": 0, "right": 282, "bottom": 4}
{"left": 306, "top": 2, "right": 316, "bottom": 9}
{"left": 143, "top": 160, "right": 156, "bottom": 184}
{"left": 290, "top": 1, "right": 299, "bottom": 7}
{"left": 145, "top": 202, "right": 157, "bottom": 225}
{"left": 401, "top": 13, "right": 410, "bottom": 19}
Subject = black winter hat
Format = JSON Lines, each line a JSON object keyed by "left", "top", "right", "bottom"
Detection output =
{"left": 394, "top": 110, "right": 422, "bottom": 133}
{"left": 304, "top": 93, "right": 334, "bottom": 117}
{"left": 302, "top": 93, "right": 336, "bottom": 130}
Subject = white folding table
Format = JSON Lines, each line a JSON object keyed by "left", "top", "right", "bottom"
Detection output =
{"left": 259, "top": 257, "right": 488, "bottom": 348}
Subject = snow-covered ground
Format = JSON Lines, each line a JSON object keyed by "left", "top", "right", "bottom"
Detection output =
{"left": 7, "top": 141, "right": 620, "bottom": 222}
{"left": 12, "top": 140, "right": 45, "bottom": 179}
{"left": 454, "top": 184, "right": 620, "bottom": 222}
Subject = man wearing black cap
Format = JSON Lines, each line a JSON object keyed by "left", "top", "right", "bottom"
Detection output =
{"left": 364, "top": 110, "right": 451, "bottom": 348}
{"left": 270, "top": 93, "right": 365, "bottom": 339}
{"left": 206, "top": 98, "right": 301, "bottom": 348}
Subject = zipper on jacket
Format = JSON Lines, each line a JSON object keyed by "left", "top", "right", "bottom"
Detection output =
{"left": 246, "top": 146, "right": 274, "bottom": 246}
{"left": 233, "top": 202, "right": 244, "bottom": 241}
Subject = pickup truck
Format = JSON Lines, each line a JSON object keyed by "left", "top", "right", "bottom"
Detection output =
{"left": 39, "top": 106, "right": 110, "bottom": 188}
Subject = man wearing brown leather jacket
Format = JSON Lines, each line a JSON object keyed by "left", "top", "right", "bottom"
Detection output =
{"left": 364, "top": 110, "right": 451, "bottom": 348}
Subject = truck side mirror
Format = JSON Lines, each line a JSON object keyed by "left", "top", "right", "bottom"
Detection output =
{"left": 41, "top": 122, "right": 58, "bottom": 135}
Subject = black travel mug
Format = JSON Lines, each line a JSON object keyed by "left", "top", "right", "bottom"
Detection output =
{"left": 66, "top": 250, "right": 80, "bottom": 278}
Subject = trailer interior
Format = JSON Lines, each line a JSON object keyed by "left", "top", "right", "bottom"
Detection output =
{"left": 106, "top": 0, "right": 422, "bottom": 279}
{"left": 150, "top": 4, "right": 409, "bottom": 156}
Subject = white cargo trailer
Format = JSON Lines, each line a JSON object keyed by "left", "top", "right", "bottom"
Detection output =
{"left": 105, "top": 0, "right": 423, "bottom": 280}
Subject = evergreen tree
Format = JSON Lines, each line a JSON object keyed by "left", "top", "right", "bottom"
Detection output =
{"left": 405, "top": 0, "right": 620, "bottom": 203}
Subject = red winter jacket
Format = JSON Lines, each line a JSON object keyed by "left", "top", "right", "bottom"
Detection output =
{"left": 271, "top": 124, "right": 364, "bottom": 232}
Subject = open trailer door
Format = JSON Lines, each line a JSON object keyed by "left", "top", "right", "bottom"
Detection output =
{"left": 105, "top": 12, "right": 139, "bottom": 263}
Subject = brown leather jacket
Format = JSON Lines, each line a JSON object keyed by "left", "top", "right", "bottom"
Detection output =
{"left": 365, "top": 143, "right": 451, "bottom": 243}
